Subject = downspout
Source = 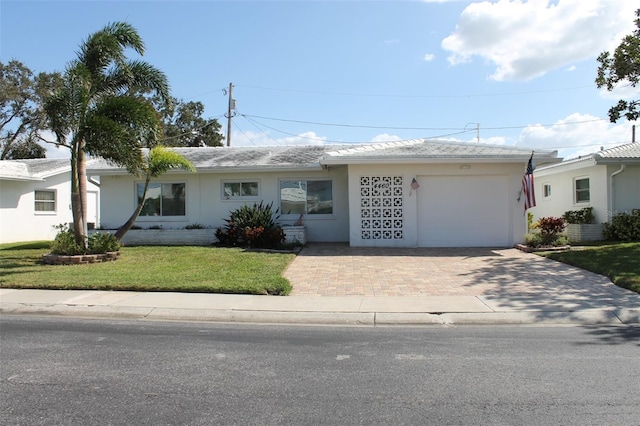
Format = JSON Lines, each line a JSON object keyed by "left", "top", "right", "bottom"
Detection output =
{"left": 609, "top": 165, "right": 626, "bottom": 220}
{"left": 88, "top": 176, "right": 101, "bottom": 188}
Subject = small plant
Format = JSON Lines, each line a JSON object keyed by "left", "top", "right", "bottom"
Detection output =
{"left": 185, "top": 223, "right": 206, "bottom": 230}
{"left": 88, "top": 232, "right": 121, "bottom": 254}
{"left": 526, "top": 216, "right": 567, "bottom": 247}
{"left": 527, "top": 211, "right": 534, "bottom": 233}
{"left": 216, "top": 202, "right": 285, "bottom": 249}
{"left": 50, "top": 224, "right": 121, "bottom": 255}
{"left": 604, "top": 209, "right": 640, "bottom": 241}
{"left": 50, "top": 224, "right": 85, "bottom": 255}
{"left": 563, "top": 207, "right": 595, "bottom": 224}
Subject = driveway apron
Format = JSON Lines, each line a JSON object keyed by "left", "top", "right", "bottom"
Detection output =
{"left": 284, "top": 243, "right": 633, "bottom": 302}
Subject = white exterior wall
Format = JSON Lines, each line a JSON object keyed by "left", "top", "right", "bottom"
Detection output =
{"left": 533, "top": 164, "right": 614, "bottom": 223}
{"left": 608, "top": 164, "right": 640, "bottom": 214}
{"left": 98, "top": 166, "right": 350, "bottom": 242}
{"left": 0, "top": 174, "right": 99, "bottom": 243}
{"left": 346, "top": 163, "right": 527, "bottom": 247}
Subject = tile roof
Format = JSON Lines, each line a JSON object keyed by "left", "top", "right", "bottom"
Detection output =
{"left": 88, "top": 145, "right": 349, "bottom": 173}
{"left": 323, "top": 139, "right": 558, "bottom": 163}
{"left": 0, "top": 159, "right": 71, "bottom": 181}
{"left": 86, "top": 139, "right": 559, "bottom": 174}
{"left": 594, "top": 142, "right": 640, "bottom": 163}
{"left": 536, "top": 142, "right": 640, "bottom": 172}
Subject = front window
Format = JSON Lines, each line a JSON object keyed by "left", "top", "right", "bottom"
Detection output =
{"left": 280, "top": 180, "right": 333, "bottom": 215}
{"left": 137, "top": 183, "right": 186, "bottom": 216}
{"left": 543, "top": 184, "right": 551, "bottom": 198}
{"left": 222, "top": 181, "right": 259, "bottom": 199}
{"left": 575, "top": 178, "right": 590, "bottom": 203}
{"left": 34, "top": 190, "right": 55, "bottom": 212}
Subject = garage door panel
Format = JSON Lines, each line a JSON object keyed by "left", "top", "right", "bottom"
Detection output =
{"left": 417, "top": 175, "right": 509, "bottom": 247}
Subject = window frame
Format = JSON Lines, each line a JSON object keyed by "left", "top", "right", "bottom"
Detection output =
{"left": 543, "top": 183, "right": 552, "bottom": 199}
{"left": 221, "top": 180, "right": 260, "bottom": 201}
{"left": 34, "top": 189, "right": 56, "bottom": 214}
{"left": 574, "top": 177, "right": 590, "bottom": 204}
{"left": 135, "top": 181, "right": 187, "bottom": 219}
{"left": 279, "top": 178, "right": 334, "bottom": 217}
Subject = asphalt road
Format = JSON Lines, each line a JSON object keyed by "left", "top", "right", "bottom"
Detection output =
{"left": 1, "top": 316, "right": 639, "bottom": 425}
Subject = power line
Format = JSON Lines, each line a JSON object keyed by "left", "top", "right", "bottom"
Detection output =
{"left": 242, "top": 114, "right": 473, "bottom": 144}
{"left": 241, "top": 113, "right": 607, "bottom": 132}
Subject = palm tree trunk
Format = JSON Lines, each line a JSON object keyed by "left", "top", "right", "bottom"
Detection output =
{"left": 70, "top": 140, "right": 85, "bottom": 248}
{"left": 77, "top": 141, "right": 88, "bottom": 248}
{"left": 114, "top": 174, "right": 151, "bottom": 240}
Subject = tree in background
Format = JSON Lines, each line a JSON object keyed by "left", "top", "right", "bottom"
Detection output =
{"left": 114, "top": 146, "right": 195, "bottom": 240}
{"left": 43, "top": 22, "right": 171, "bottom": 249}
{"left": 154, "top": 96, "right": 223, "bottom": 147}
{"left": 0, "top": 60, "right": 61, "bottom": 159}
{"left": 596, "top": 9, "right": 640, "bottom": 123}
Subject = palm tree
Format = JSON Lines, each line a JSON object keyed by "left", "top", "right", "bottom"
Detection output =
{"left": 44, "top": 22, "right": 170, "bottom": 248}
{"left": 114, "top": 146, "right": 195, "bottom": 240}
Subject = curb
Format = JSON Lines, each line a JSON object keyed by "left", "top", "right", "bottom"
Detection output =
{"left": 2, "top": 303, "right": 638, "bottom": 326}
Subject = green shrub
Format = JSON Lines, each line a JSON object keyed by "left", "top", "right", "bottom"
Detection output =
{"left": 88, "top": 232, "right": 120, "bottom": 254}
{"left": 216, "top": 202, "right": 285, "bottom": 249}
{"left": 563, "top": 207, "right": 595, "bottom": 224}
{"left": 604, "top": 210, "right": 640, "bottom": 241}
{"left": 50, "top": 224, "right": 85, "bottom": 255}
{"left": 527, "top": 217, "right": 567, "bottom": 247}
{"left": 50, "top": 225, "right": 121, "bottom": 255}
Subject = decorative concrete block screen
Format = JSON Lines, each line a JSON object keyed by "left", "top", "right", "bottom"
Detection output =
{"left": 360, "top": 176, "right": 403, "bottom": 240}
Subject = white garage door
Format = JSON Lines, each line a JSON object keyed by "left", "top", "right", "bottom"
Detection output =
{"left": 417, "top": 175, "right": 510, "bottom": 247}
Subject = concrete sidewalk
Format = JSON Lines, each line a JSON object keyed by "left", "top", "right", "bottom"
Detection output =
{"left": 1, "top": 288, "right": 639, "bottom": 326}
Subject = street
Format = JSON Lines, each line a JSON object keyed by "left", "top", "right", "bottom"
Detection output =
{"left": 1, "top": 316, "right": 639, "bottom": 425}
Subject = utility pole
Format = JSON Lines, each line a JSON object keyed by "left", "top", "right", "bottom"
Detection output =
{"left": 225, "top": 82, "right": 236, "bottom": 147}
{"left": 475, "top": 123, "right": 480, "bottom": 143}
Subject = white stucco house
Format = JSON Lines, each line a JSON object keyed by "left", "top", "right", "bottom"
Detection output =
{"left": 0, "top": 159, "right": 99, "bottom": 243}
{"left": 530, "top": 142, "right": 640, "bottom": 224}
{"left": 87, "top": 139, "right": 560, "bottom": 248}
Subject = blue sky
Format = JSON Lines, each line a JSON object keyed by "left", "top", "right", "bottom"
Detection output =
{"left": 1, "top": 0, "right": 638, "bottom": 160}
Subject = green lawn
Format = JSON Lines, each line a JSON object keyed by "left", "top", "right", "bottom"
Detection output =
{"left": 2, "top": 241, "right": 638, "bottom": 296}
{"left": 0, "top": 242, "right": 295, "bottom": 295}
{"left": 541, "top": 242, "right": 640, "bottom": 294}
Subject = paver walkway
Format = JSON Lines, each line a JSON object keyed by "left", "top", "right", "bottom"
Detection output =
{"left": 285, "top": 243, "right": 632, "bottom": 301}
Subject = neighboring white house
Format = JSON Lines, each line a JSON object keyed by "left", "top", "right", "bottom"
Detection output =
{"left": 0, "top": 159, "right": 99, "bottom": 243}
{"left": 530, "top": 143, "right": 640, "bottom": 224}
{"left": 87, "top": 139, "right": 560, "bottom": 248}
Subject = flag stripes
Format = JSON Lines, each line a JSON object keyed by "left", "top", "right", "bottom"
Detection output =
{"left": 522, "top": 153, "right": 536, "bottom": 211}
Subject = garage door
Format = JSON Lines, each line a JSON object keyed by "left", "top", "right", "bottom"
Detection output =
{"left": 417, "top": 175, "right": 510, "bottom": 247}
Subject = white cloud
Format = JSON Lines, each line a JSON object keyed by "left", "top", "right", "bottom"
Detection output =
{"left": 441, "top": 0, "right": 637, "bottom": 81}
{"left": 231, "top": 130, "right": 327, "bottom": 146}
{"left": 370, "top": 133, "right": 403, "bottom": 143}
{"left": 598, "top": 80, "right": 638, "bottom": 100}
{"left": 515, "top": 112, "right": 634, "bottom": 159}
{"left": 423, "top": 53, "right": 436, "bottom": 61}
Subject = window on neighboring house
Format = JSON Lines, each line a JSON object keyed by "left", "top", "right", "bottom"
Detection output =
{"left": 575, "top": 178, "right": 590, "bottom": 203}
{"left": 34, "top": 190, "right": 56, "bottom": 212}
{"left": 543, "top": 184, "right": 552, "bottom": 198}
{"left": 137, "top": 183, "right": 186, "bottom": 216}
{"left": 222, "top": 181, "right": 259, "bottom": 199}
{"left": 280, "top": 180, "right": 333, "bottom": 215}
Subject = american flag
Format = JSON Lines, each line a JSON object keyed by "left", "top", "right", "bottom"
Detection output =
{"left": 521, "top": 153, "right": 536, "bottom": 211}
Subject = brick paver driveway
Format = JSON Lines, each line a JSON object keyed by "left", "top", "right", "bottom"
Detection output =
{"left": 284, "top": 243, "right": 631, "bottom": 299}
